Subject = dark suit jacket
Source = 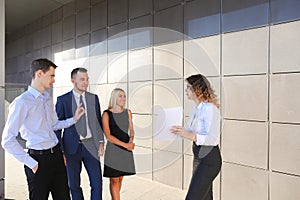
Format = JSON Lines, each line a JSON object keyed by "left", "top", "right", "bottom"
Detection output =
{"left": 55, "top": 91, "right": 104, "bottom": 155}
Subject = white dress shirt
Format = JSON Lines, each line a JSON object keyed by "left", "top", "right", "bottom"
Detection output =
{"left": 185, "top": 102, "right": 221, "bottom": 146}
{"left": 1, "top": 86, "right": 75, "bottom": 169}
{"left": 72, "top": 90, "right": 92, "bottom": 139}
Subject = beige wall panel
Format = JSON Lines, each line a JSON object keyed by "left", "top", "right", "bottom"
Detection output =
{"left": 89, "top": 55, "right": 107, "bottom": 84}
{"left": 270, "top": 73, "right": 300, "bottom": 123}
{"left": 54, "top": 61, "right": 78, "bottom": 87}
{"left": 184, "top": 35, "right": 220, "bottom": 77}
{"left": 52, "top": 86, "right": 73, "bottom": 104}
{"left": 108, "top": 52, "right": 127, "bottom": 83}
{"left": 183, "top": 141, "right": 193, "bottom": 156}
{"left": 76, "top": 45, "right": 89, "bottom": 59}
{"left": 222, "top": 120, "right": 268, "bottom": 169}
{"left": 270, "top": 20, "right": 300, "bottom": 73}
{"left": 90, "top": 84, "right": 110, "bottom": 113}
{"left": 90, "top": 83, "right": 127, "bottom": 114}
{"left": 54, "top": 57, "right": 90, "bottom": 87}
{"left": 184, "top": 96, "right": 194, "bottom": 117}
{"left": 134, "top": 146, "right": 152, "bottom": 180}
{"left": 133, "top": 114, "right": 152, "bottom": 148}
{"left": 270, "top": 123, "right": 300, "bottom": 176}
{"left": 129, "top": 82, "right": 152, "bottom": 114}
{"left": 154, "top": 41, "right": 183, "bottom": 79}
{"left": 270, "top": 172, "right": 300, "bottom": 200}
{"left": 154, "top": 79, "right": 183, "bottom": 110}
{"left": 223, "top": 75, "right": 268, "bottom": 120}
{"left": 90, "top": 40, "right": 107, "bottom": 57}
{"left": 221, "top": 163, "right": 268, "bottom": 200}
{"left": 183, "top": 117, "right": 193, "bottom": 156}
{"left": 129, "top": 48, "right": 152, "bottom": 81}
{"left": 108, "top": 33, "right": 127, "bottom": 55}
{"left": 153, "top": 150, "right": 182, "bottom": 188}
{"left": 153, "top": 80, "right": 183, "bottom": 153}
{"left": 213, "top": 174, "right": 221, "bottom": 200}
{"left": 210, "top": 77, "right": 221, "bottom": 101}
{"left": 183, "top": 154, "right": 193, "bottom": 189}
{"left": 223, "top": 27, "right": 268, "bottom": 75}
{"left": 55, "top": 48, "right": 75, "bottom": 62}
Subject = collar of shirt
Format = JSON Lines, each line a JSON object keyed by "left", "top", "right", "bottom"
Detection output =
{"left": 28, "top": 86, "right": 49, "bottom": 100}
{"left": 72, "top": 90, "right": 93, "bottom": 139}
{"left": 196, "top": 102, "right": 203, "bottom": 109}
{"left": 196, "top": 101, "right": 209, "bottom": 110}
{"left": 72, "top": 90, "right": 86, "bottom": 99}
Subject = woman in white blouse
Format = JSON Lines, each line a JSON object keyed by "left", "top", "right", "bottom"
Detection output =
{"left": 171, "top": 74, "right": 222, "bottom": 200}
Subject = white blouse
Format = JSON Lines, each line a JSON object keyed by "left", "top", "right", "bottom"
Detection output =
{"left": 185, "top": 102, "right": 221, "bottom": 146}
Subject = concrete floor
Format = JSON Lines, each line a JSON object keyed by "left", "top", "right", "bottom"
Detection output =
{"left": 4, "top": 152, "right": 187, "bottom": 200}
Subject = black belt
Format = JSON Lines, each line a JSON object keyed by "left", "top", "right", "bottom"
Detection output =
{"left": 28, "top": 144, "right": 60, "bottom": 155}
{"left": 79, "top": 137, "right": 93, "bottom": 143}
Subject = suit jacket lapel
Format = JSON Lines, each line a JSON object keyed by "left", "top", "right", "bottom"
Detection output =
{"left": 85, "top": 92, "right": 91, "bottom": 119}
{"left": 70, "top": 91, "right": 77, "bottom": 115}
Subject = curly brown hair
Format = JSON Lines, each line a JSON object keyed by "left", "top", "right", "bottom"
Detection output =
{"left": 186, "top": 74, "right": 220, "bottom": 109}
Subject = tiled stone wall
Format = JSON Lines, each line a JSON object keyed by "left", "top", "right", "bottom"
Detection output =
{"left": 5, "top": 0, "right": 300, "bottom": 199}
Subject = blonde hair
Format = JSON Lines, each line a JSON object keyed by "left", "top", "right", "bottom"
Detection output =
{"left": 108, "top": 88, "right": 126, "bottom": 109}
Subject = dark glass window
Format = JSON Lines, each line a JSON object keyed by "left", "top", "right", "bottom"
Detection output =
{"left": 129, "top": 0, "right": 152, "bottom": 19}
{"left": 184, "top": 0, "right": 220, "bottom": 39}
{"left": 271, "top": 0, "right": 300, "bottom": 24}
{"left": 91, "top": 1, "right": 107, "bottom": 31}
{"left": 154, "top": 0, "right": 182, "bottom": 11}
{"left": 108, "top": 22, "right": 127, "bottom": 53}
{"left": 129, "top": 15, "right": 153, "bottom": 50}
{"left": 222, "top": 0, "right": 269, "bottom": 33}
{"left": 108, "top": 0, "right": 128, "bottom": 26}
{"left": 154, "top": 5, "right": 183, "bottom": 45}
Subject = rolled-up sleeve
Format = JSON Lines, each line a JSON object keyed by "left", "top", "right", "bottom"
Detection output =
{"left": 53, "top": 117, "right": 75, "bottom": 130}
{"left": 50, "top": 98, "right": 76, "bottom": 130}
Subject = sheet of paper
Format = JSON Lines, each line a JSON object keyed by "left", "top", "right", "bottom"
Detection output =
{"left": 154, "top": 107, "right": 183, "bottom": 140}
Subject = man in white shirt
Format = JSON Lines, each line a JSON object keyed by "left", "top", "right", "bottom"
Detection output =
{"left": 2, "top": 58, "right": 85, "bottom": 200}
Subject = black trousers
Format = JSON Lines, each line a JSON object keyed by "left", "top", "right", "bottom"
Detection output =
{"left": 185, "top": 144, "right": 222, "bottom": 200}
{"left": 24, "top": 146, "right": 71, "bottom": 200}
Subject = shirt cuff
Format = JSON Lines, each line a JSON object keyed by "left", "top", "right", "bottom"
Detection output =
{"left": 67, "top": 117, "right": 76, "bottom": 126}
{"left": 25, "top": 155, "right": 39, "bottom": 169}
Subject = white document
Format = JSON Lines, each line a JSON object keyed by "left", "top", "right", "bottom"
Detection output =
{"left": 154, "top": 107, "right": 183, "bottom": 140}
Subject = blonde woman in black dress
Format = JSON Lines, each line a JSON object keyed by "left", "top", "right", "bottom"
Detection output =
{"left": 102, "top": 88, "right": 136, "bottom": 200}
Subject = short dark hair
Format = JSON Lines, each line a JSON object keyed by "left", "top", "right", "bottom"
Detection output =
{"left": 30, "top": 58, "right": 58, "bottom": 78}
{"left": 71, "top": 68, "right": 88, "bottom": 78}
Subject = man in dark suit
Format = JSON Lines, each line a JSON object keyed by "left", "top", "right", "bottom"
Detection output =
{"left": 55, "top": 68, "right": 104, "bottom": 200}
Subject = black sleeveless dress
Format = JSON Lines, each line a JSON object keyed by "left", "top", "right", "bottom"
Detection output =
{"left": 103, "top": 109, "right": 136, "bottom": 177}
